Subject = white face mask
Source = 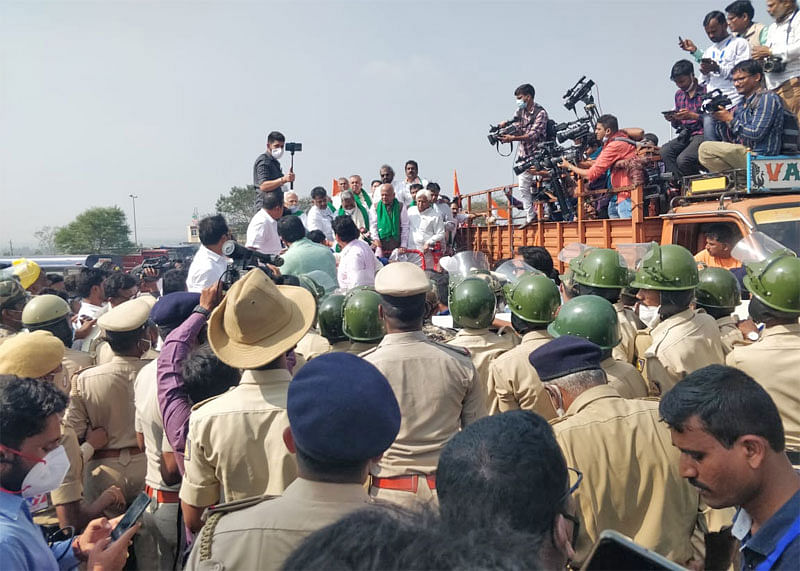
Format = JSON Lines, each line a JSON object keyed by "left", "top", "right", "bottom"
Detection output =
{"left": 344, "top": 207, "right": 356, "bottom": 215}
{"left": 287, "top": 205, "right": 299, "bottom": 213}
{"left": 271, "top": 148, "right": 284, "bottom": 160}
{"left": 20, "top": 445, "right": 69, "bottom": 498}
{"left": 516, "top": 99, "right": 526, "bottom": 110}
{"left": 638, "top": 304, "right": 661, "bottom": 328}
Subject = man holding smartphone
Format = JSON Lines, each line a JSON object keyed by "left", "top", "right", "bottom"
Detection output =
{"left": 680, "top": 11, "right": 751, "bottom": 141}
{"left": 661, "top": 60, "right": 707, "bottom": 180}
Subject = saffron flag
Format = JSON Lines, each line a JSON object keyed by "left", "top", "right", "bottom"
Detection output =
{"left": 332, "top": 178, "right": 341, "bottom": 196}
{"left": 453, "top": 170, "right": 461, "bottom": 197}
{"left": 489, "top": 195, "right": 509, "bottom": 220}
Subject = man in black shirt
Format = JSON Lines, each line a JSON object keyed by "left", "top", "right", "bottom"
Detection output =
{"left": 254, "top": 131, "right": 294, "bottom": 210}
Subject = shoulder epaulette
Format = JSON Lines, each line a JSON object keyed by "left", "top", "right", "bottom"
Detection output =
{"left": 429, "top": 339, "right": 471, "bottom": 358}
{"left": 190, "top": 393, "right": 225, "bottom": 412}
{"left": 197, "top": 494, "right": 274, "bottom": 564}
{"left": 201, "top": 493, "right": 278, "bottom": 521}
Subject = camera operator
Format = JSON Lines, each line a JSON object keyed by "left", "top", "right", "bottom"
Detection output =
{"left": 699, "top": 59, "right": 785, "bottom": 172}
{"left": 253, "top": 131, "right": 295, "bottom": 210}
{"left": 751, "top": 0, "right": 800, "bottom": 123}
{"left": 680, "top": 11, "right": 751, "bottom": 141}
{"left": 498, "top": 84, "right": 549, "bottom": 225}
{"left": 661, "top": 60, "right": 707, "bottom": 180}
{"left": 560, "top": 114, "right": 638, "bottom": 219}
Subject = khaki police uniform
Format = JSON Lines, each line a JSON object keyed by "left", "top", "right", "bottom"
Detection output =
{"left": 422, "top": 322, "right": 458, "bottom": 343}
{"left": 347, "top": 341, "right": 379, "bottom": 355}
{"left": 180, "top": 369, "right": 298, "bottom": 508}
{"left": 600, "top": 357, "right": 648, "bottom": 399}
{"left": 295, "top": 330, "right": 330, "bottom": 361}
{"left": 716, "top": 315, "right": 745, "bottom": 356}
{"left": 56, "top": 347, "right": 94, "bottom": 396}
{"left": 487, "top": 330, "right": 557, "bottom": 417}
{"left": 551, "top": 384, "right": 702, "bottom": 564}
{"left": 185, "top": 479, "right": 370, "bottom": 571}
{"left": 133, "top": 359, "right": 182, "bottom": 570}
{"left": 640, "top": 309, "right": 725, "bottom": 395}
{"left": 329, "top": 340, "right": 351, "bottom": 353}
{"left": 64, "top": 355, "right": 148, "bottom": 504}
{"left": 362, "top": 331, "right": 485, "bottom": 508}
{"left": 448, "top": 327, "right": 516, "bottom": 409}
{"left": 95, "top": 340, "right": 159, "bottom": 365}
{"left": 613, "top": 302, "right": 639, "bottom": 364}
{"left": 726, "top": 323, "right": 800, "bottom": 452}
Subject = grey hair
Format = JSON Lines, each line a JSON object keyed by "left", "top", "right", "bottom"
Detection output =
{"left": 340, "top": 190, "right": 354, "bottom": 201}
{"left": 380, "top": 164, "right": 395, "bottom": 175}
{"left": 546, "top": 368, "right": 606, "bottom": 395}
{"left": 416, "top": 189, "right": 433, "bottom": 202}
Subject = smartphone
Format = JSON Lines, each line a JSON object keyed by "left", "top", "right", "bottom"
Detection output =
{"left": 580, "top": 530, "right": 685, "bottom": 571}
{"left": 678, "top": 36, "right": 684, "bottom": 43}
{"left": 110, "top": 492, "right": 151, "bottom": 541}
{"left": 662, "top": 110, "right": 677, "bottom": 119}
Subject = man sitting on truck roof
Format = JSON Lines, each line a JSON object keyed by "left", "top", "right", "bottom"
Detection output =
{"left": 694, "top": 223, "right": 743, "bottom": 270}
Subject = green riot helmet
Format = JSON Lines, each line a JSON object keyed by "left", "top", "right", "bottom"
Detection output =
{"left": 342, "top": 288, "right": 385, "bottom": 342}
{"left": 629, "top": 244, "right": 699, "bottom": 291}
{"left": 695, "top": 267, "right": 741, "bottom": 311}
{"left": 743, "top": 250, "right": 800, "bottom": 314}
{"left": 318, "top": 293, "right": 347, "bottom": 342}
{"left": 503, "top": 273, "right": 561, "bottom": 324}
{"left": 547, "top": 295, "right": 621, "bottom": 350}
{"left": 22, "top": 294, "right": 71, "bottom": 328}
{"left": 449, "top": 277, "right": 497, "bottom": 330}
{"left": 570, "top": 248, "right": 632, "bottom": 289}
{"left": 296, "top": 274, "right": 325, "bottom": 302}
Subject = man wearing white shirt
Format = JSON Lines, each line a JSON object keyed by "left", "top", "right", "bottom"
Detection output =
{"left": 373, "top": 165, "right": 413, "bottom": 207}
{"left": 407, "top": 190, "right": 445, "bottom": 269}
{"left": 369, "top": 183, "right": 409, "bottom": 258}
{"left": 72, "top": 267, "right": 108, "bottom": 351}
{"left": 754, "top": 0, "right": 800, "bottom": 122}
{"left": 246, "top": 189, "right": 284, "bottom": 255}
{"left": 681, "top": 11, "right": 750, "bottom": 139}
{"left": 306, "top": 186, "right": 335, "bottom": 243}
{"left": 186, "top": 215, "right": 231, "bottom": 293}
{"left": 334, "top": 216, "right": 379, "bottom": 290}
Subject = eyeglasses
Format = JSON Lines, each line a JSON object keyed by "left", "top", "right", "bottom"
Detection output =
{"left": 561, "top": 467, "right": 583, "bottom": 550}
{"left": 732, "top": 75, "right": 754, "bottom": 84}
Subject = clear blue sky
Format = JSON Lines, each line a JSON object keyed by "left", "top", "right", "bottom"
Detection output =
{"left": 1, "top": 0, "right": 764, "bottom": 247}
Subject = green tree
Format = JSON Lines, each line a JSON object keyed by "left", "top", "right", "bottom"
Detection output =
{"left": 54, "top": 207, "right": 135, "bottom": 254}
{"left": 215, "top": 186, "right": 258, "bottom": 238}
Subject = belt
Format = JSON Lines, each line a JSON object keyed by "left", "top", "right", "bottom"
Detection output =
{"left": 93, "top": 446, "right": 144, "bottom": 460}
{"left": 371, "top": 473, "right": 436, "bottom": 493}
{"left": 787, "top": 450, "right": 800, "bottom": 465}
{"left": 145, "top": 484, "right": 180, "bottom": 504}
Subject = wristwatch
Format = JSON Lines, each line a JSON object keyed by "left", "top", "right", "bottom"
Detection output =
{"left": 192, "top": 305, "right": 211, "bottom": 317}
{"left": 747, "top": 331, "right": 760, "bottom": 342}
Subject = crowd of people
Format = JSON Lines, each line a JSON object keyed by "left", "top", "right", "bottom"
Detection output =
{"left": 1, "top": 1, "right": 799, "bottom": 570}
{"left": 501, "top": 0, "right": 800, "bottom": 223}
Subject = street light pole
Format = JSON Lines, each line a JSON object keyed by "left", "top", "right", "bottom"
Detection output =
{"left": 129, "top": 194, "right": 139, "bottom": 247}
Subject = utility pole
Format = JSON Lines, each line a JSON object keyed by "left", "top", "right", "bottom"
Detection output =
{"left": 129, "top": 194, "right": 139, "bottom": 247}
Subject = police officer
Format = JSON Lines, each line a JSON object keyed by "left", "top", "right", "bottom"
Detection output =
{"left": 342, "top": 287, "right": 385, "bottom": 354}
{"left": 631, "top": 244, "right": 724, "bottom": 394}
{"left": 361, "top": 262, "right": 485, "bottom": 508}
{"left": 185, "top": 352, "right": 401, "bottom": 571}
{"left": 0, "top": 278, "right": 26, "bottom": 341}
{"left": 181, "top": 269, "right": 313, "bottom": 533}
{"left": 530, "top": 336, "right": 703, "bottom": 566}
{"left": 447, "top": 277, "right": 515, "bottom": 407}
{"left": 566, "top": 248, "right": 639, "bottom": 364}
{"left": 94, "top": 295, "right": 158, "bottom": 365}
{"left": 695, "top": 267, "right": 745, "bottom": 355}
{"left": 487, "top": 273, "right": 560, "bottom": 416}
{"left": 726, "top": 251, "right": 800, "bottom": 460}
{"left": 63, "top": 297, "right": 154, "bottom": 505}
{"left": 317, "top": 293, "right": 351, "bottom": 352}
{"left": 548, "top": 295, "right": 649, "bottom": 398}
{"left": 22, "top": 294, "right": 94, "bottom": 396}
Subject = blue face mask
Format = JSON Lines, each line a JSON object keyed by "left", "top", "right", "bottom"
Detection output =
{"left": 517, "top": 99, "right": 526, "bottom": 110}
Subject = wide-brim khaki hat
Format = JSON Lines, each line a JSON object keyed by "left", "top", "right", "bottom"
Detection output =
{"left": 208, "top": 268, "right": 315, "bottom": 369}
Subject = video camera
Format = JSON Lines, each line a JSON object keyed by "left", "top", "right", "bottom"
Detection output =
{"left": 701, "top": 89, "right": 732, "bottom": 114}
{"left": 555, "top": 118, "right": 594, "bottom": 144}
{"left": 130, "top": 256, "right": 181, "bottom": 282}
{"left": 513, "top": 141, "right": 579, "bottom": 220}
{"left": 487, "top": 117, "right": 521, "bottom": 146}
{"left": 563, "top": 76, "right": 596, "bottom": 113}
{"left": 220, "top": 240, "right": 284, "bottom": 290}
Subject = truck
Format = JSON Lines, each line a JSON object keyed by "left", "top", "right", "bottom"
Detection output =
{"left": 457, "top": 154, "right": 800, "bottom": 271}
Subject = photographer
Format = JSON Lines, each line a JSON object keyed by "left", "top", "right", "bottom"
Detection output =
{"left": 253, "top": 131, "right": 295, "bottom": 210}
{"left": 661, "top": 60, "right": 707, "bottom": 179}
{"left": 752, "top": 0, "right": 800, "bottom": 123}
{"left": 680, "top": 11, "right": 751, "bottom": 140}
{"left": 560, "top": 114, "right": 638, "bottom": 219}
{"left": 499, "top": 84, "right": 549, "bottom": 225}
{"left": 698, "top": 59, "right": 784, "bottom": 172}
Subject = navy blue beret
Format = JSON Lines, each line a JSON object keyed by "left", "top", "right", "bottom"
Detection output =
{"left": 288, "top": 353, "right": 401, "bottom": 463}
{"left": 150, "top": 292, "right": 200, "bottom": 327}
{"left": 528, "top": 335, "right": 603, "bottom": 381}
